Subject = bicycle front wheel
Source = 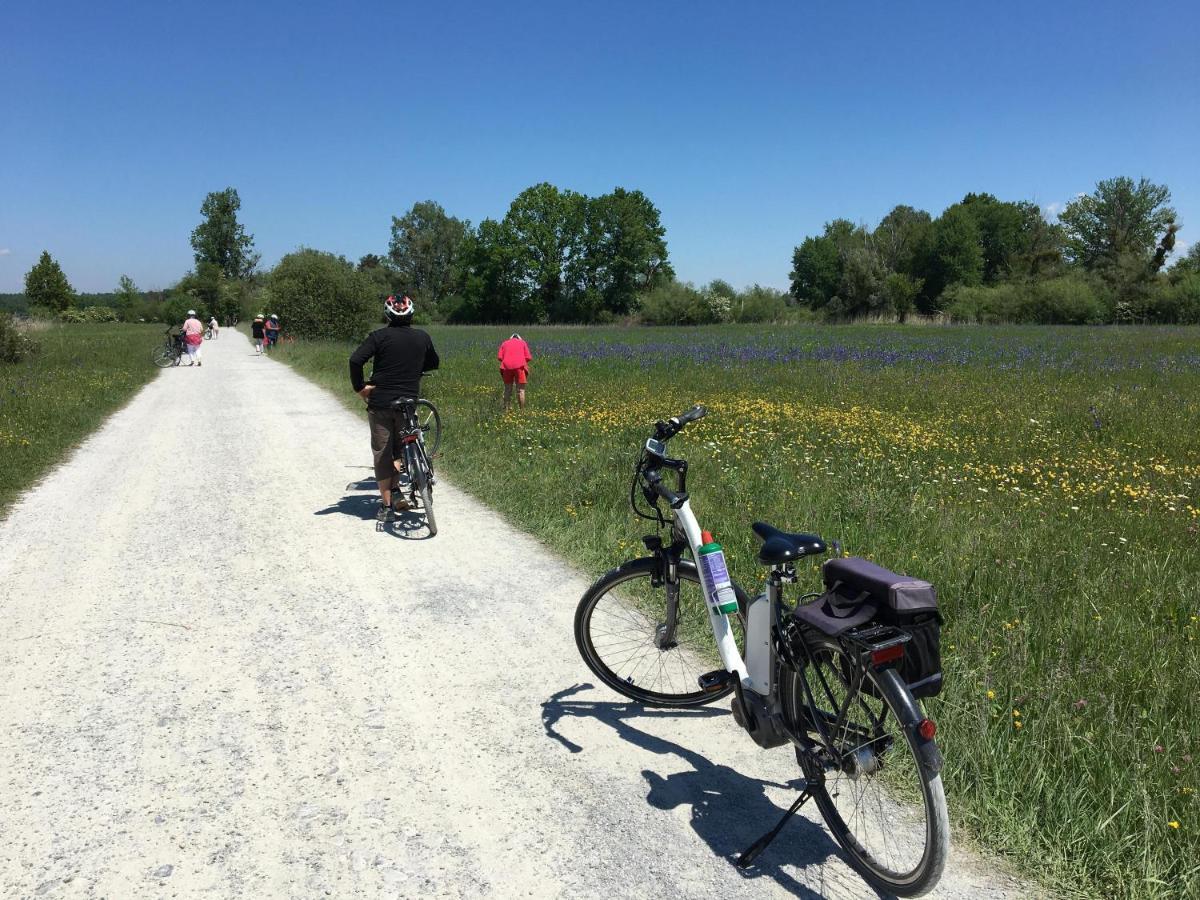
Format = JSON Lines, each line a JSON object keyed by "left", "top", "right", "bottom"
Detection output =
{"left": 784, "top": 635, "right": 949, "bottom": 896}
{"left": 574, "top": 557, "right": 746, "bottom": 708}
{"left": 152, "top": 345, "right": 176, "bottom": 368}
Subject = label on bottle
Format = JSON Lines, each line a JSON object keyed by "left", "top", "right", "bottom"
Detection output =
{"left": 701, "top": 548, "right": 730, "bottom": 585}
{"left": 700, "top": 548, "right": 737, "bottom": 615}
{"left": 714, "top": 586, "right": 740, "bottom": 615}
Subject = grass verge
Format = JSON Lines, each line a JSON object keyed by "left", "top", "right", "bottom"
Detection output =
{"left": 0, "top": 323, "right": 163, "bottom": 515}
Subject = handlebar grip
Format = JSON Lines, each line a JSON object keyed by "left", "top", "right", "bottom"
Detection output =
{"left": 646, "top": 470, "right": 686, "bottom": 508}
{"left": 658, "top": 404, "right": 708, "bottom": 440}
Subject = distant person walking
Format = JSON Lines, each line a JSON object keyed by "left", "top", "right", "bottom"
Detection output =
{"left": 251, "top": 314, "right": 266, "bottom": 354}
{"left": 209, "top": 315, "right": 220, "bottom": 339}
{"left": 264, "top": 314, "right": 280, "bottom": 351}
{"left": 497, "top": 333, "right": 532, "bottom": 411}
{"left": 182, "top": 310, "right": 204, "bottom": 366}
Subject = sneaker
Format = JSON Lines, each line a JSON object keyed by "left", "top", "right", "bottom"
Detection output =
{"left": 392, "top": 494, "right": 411, "bottom": 512}
{"left": 376, "top": 503, "right": 392, "bottom": 522}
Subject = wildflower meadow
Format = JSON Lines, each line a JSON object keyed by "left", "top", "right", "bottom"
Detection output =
{"left": 282, "top": 323, "right": 1200, "bottom": 898}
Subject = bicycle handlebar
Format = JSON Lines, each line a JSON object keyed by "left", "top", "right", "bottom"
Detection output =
{"left": 644, "top": 469, "right": 686, "bottom": 508}
{"left": 656, "top": 404, "right": 707, "bottom": 440}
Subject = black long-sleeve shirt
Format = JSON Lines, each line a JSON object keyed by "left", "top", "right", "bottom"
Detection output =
{"left": 349, "top": 322, "right": 439, "bottom": 407}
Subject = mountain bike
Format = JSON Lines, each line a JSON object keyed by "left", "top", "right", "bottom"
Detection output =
{"left": 151, "top": 327, "right": 184, "bottom": 368}
{"left": 574, "top": 405, "right": 949, "bottom": 896}
{"left": 204, "top": 326, "right": 214, "bottom": 340}
{"left": 387, "top": 395, "right": 442, "bottom": 536}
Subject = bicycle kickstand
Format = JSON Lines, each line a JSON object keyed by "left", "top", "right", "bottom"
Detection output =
{"left": 736, "top": 785, "right": 813, "bottom": 869}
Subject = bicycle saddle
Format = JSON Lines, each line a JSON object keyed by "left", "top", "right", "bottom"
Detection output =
{"left": 750, "top": 522, "right": 827, "bottom": 565}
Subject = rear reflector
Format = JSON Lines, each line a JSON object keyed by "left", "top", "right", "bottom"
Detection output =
{"left": 870, "top": 644, "right": 905, "bottom": 666}
{"left": 918, "top": 718, "right": 937, "bottom": 741}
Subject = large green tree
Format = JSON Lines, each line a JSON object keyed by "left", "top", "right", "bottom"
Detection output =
{"left": 190, "top": 187, "right": 260, "bottom": 279}
{"left": 24, "top": 251, "right": 75, "bottom": 313}
{"left": 460, "top": 219, "right": 530, "bottom": 322}
{"left": 959, "top": 193, "right": 1032, "bottom": 283}
{"left": 387, "top": 201, "right": 471, "bottom": 312}
{"left": 262, "top": 249, "right": 376, "bottom": 339}
{"left": 789, "top": 219, "right": 860, "bottom": 309}
{"left": 569, "top": 188, "right": 672, "bottom": 321}
{"left": 918, "top": 205, "right": 984, "bottom": 310}
{"left": 1059, "top": 176, "right": 1176, "bottom": 270}
{"left": 873, "top": 205, "right": 932, "bottom": 276}
{"left": 502, "top": 182, "right": 587, "bottom": 321}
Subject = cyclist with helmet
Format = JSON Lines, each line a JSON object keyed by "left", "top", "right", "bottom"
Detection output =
{"left": 349, "top": 295, "right": 440, "bottom": 520}
{"left": 264, "top": 314, "right": 281, "bottom": 350}
{"left": 251, "top": 314, "right": 266, "bottom": 354}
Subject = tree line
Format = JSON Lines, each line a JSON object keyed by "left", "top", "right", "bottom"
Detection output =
{"left": 791, "top": 177, "right": 1198, "bottom": 324}
{"left": 12, "top": 176, "right": 1199, "bottom": 335}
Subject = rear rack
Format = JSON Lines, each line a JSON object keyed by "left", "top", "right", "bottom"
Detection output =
{"left": 842, "top": 623, "right": 911, "bottom": 653}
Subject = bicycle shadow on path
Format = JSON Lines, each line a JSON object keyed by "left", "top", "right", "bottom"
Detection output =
{"left": 313, "top": 491, "right": 434, "bottom": 540}
{"left": 542, "top": 684, "right": 883, "bottom": 900}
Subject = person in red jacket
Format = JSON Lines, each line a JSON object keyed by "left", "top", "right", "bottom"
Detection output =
{"left": 497, "top": 333, "right": 532, "bottom": 410}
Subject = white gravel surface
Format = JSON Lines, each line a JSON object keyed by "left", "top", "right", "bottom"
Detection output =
{"left": 0, "top": 330, "right": 1034, "bottom": 899}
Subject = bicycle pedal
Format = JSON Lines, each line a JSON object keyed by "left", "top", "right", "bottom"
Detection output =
{"left": 697, "top": 670, "right": 733, "bottom": 693}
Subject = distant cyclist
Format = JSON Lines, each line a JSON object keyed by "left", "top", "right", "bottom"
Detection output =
{"left": 349, "top": 295, "right": 440, "bottom": 521}
{"left": 251, "top": 314, "right": 266, "bottom": 354}
{"left": 208, "top": 315, "right": 220, "bottom": 339}
{"left": 264, "top": 314, "right": 280, "bottom": 350}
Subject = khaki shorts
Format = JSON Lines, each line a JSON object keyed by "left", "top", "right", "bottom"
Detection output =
{"left": 368, "top": 408, "right": 409, "bottom": 481}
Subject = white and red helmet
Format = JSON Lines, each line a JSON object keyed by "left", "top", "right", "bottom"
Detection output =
{"left": 384, "top": 294, "right": 414, "bottom": 320}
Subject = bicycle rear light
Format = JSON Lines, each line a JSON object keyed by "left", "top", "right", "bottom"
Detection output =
{"left": 918, "top": 718, "right": 937, "bottom": 741}
{"left": 870, "top": 644, "right": 905, "bottom": 667}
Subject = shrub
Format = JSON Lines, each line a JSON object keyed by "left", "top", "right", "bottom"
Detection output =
{"left": 263, "top": 249, "right": 378, "bottom": 339}
{"left": 1024, "top": 276, "right": 1106, "bottom": 324}
{"left": 732, "top": 285, "right": 790, "bottom": 323}
{"left": 59, "top": 305, "right": 118, "bottom": 324}
{"left": 946, "top": 276, "right": 1106, "bottom": 324}
{"left": 944, "top": 283, "right": 1021, "bottom": 323}
{"left": 638, "top": 281, "right": 718, "bottom": 325}
{"left": 1149, "top": 273, "right": 1200, "bottom": 324}
{"left": 0, "top": 312, "right": 38, "bottom": 363}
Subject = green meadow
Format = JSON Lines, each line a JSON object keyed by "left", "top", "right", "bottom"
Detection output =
{"left": 280, "top": 323, "right": 1200, "bottom": 899}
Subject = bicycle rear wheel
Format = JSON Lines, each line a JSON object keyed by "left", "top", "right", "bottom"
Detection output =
{"left": 574, "top": 557, "right": 746, "bottom": 707}
{"left": 783, "top": 635, "right": 949, "bottom": 896}
{"left": 415, "top": 400, "right": 442, "bottom": 456}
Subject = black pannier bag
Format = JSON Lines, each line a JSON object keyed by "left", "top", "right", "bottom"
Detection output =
{"left": 794, "top": 556, "right": 943, "bottom": 698}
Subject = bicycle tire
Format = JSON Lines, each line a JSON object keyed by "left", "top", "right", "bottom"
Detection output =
{"left": 418, "top": 478, "right": 436, "bottom": 536}
{"left": 783, "top": 634, "right": 949, "bottom": 896}
{"left": 574, "top": 557, "right": 747, "bottom": 708}
{"left": 415, "top": 400, "right": 442, "bottom": 457}
{"left": 152, "top": 345, "right": 176, "bottom": 368}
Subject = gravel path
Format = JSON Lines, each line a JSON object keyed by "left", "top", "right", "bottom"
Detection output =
{"left": 0, "top": 330, "right": 1032, "bottom": 899}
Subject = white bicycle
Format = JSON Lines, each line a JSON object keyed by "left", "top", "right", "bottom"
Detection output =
{"left": 574, "top": 405, "right": 950, "bottom": 896}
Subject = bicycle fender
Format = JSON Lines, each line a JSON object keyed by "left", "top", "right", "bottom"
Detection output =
{"left": 877, "top": 668, "right": 944, "bottom": 775}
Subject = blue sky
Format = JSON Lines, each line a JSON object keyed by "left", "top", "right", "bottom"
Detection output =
{"left": 2, "top": 0, "right": 1197, "bottom": 293}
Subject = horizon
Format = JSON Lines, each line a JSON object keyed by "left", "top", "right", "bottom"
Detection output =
{"left": 2, "top": 0, "right": 1197, "bottom": 293}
